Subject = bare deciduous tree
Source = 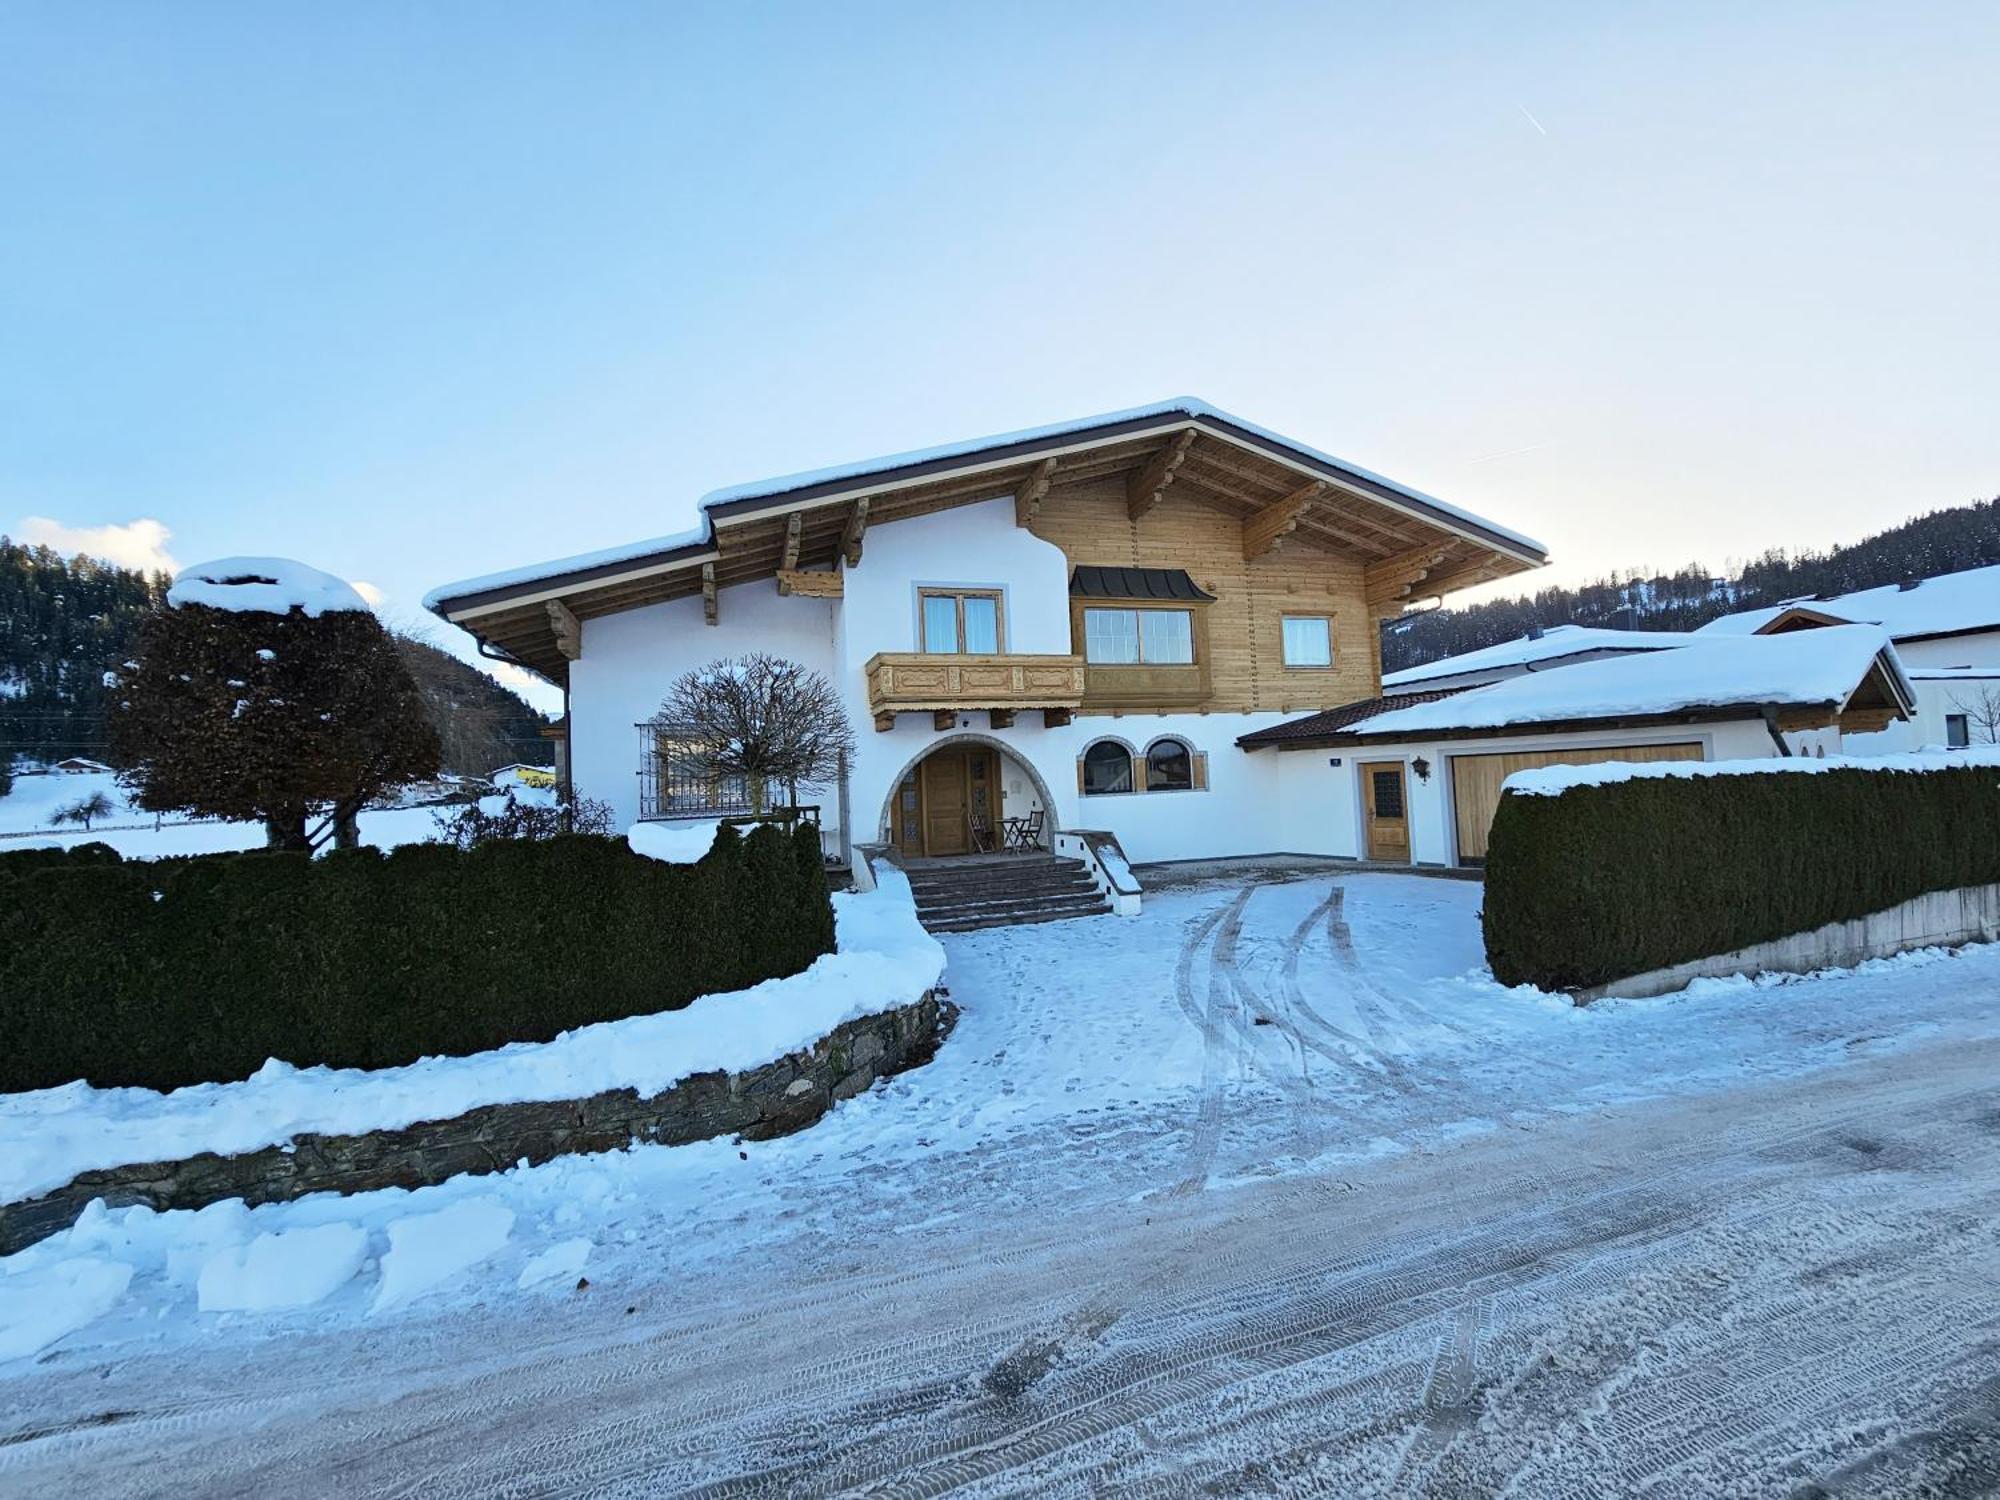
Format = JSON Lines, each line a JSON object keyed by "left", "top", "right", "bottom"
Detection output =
{"left": 1949, "top": 683, "right": 2000, "bottom": 746}
{"left": 658, "top": 654, "right": 856, "bottom": 813}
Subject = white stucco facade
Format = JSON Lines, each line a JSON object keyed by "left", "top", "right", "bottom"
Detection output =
{"left": 560, "top": 493, "right": 1889, "bottom": 875}
{"left": 564, "top": 496, "right": 1319, "bottom": 867}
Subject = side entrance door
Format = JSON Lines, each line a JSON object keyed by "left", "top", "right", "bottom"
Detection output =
{"left": 1359, "top": 760, "right": 1410, "bottom": 863}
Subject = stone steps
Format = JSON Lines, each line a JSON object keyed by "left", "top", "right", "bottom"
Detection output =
{"left": 907, "top": 856, "right": 1111, "bottom": 934}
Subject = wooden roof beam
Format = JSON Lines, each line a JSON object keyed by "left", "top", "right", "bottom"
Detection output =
{"left": 1242, "top": 481, "right": 1328, "bottom": 560}
{"left": 701, "top": 563, "right": 718, "bottom": 625}
{"left": 545, "top": 598, "right": 582, "bottom": 661}
{"left": 1364, "top": 544, "right": 1452, "bottom": 608}
{"left": 841, "top": 497, "right": 871, "bottom": 567}
{"left": 1014, "top": 457, "right": 1058, "bottom": 528}
{"left": 777, "top": 569, "right": 843, "bottom": 598}
{"left": 1126, "top": 428, "right": 1197, "bottom": 521}
{"left": 780, "top": 510, "right": 803, "bottom": 571}
{"left": 1417, "top": 552, "right": 1510, "bottom": 600}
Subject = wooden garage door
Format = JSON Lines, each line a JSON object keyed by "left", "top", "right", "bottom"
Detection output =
{"left": 1449, "top": 742, "right": 1703, "bottom": 865}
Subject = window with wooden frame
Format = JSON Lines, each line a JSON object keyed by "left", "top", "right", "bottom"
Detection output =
{"left": 1079, "top": 740, "right": 1135, "bottom": 795}
{"left": 1280, "top": 614, "right": 1334, "bottom": 669}
{"left": 919, "top": 588, "right": 1004, "bottom": 655}
{"left": 1081, "top": 606, "right": 1195, "bottom": 665}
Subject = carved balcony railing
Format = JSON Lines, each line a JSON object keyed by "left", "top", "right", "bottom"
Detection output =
{"left": 863, "top": 652, "right": 1086, "bottom": 731}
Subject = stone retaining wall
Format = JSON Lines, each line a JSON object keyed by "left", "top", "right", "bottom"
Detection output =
{"left": 0, "top": 993, "right": 951, "bottom": 1256}
{"left": 1576, "top": 882, "right": 2000, "bottom": 1003}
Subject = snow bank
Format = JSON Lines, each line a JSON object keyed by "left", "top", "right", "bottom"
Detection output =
{"left": 0, "top": 871, "right": 945, "bottom": 1203}
{"left": 197, "top": 1223, "right": 368, "bottom": 1312}
{"left": 517, "top": 1236, "right": 591, "bottom": 1290}
{"left": 167, "top": 556, "right": 370, "bottom": 617}
{"left": 0, "top": 1256, "right": 133, "bottom": 1361}
{"left": 1505, "top": 745, "right": 2000, "bottom": 797}
{"left": 626, "top": 819, "right": 723, "bottom": 864}
{"left": 1351, "top": 626, "right": 1905, "bottom": 736}
{"left": 371, "top": 1199, "right": 514, "bottom": 1313}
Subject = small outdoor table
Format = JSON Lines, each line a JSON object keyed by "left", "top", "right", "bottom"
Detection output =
{"left": 1002, "top": 816, "right": 1035, "bottom": 851}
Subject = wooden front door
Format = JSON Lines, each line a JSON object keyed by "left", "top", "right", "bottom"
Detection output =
{"left": 913, "top": 747, "right": 1000, "bottom": 856}
{"left": 1360, "top": 760, "right": 1410, "bottom": 863}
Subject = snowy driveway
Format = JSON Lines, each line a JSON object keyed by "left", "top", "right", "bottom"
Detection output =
{"left": 6, "top": 872, "right": 2000, "bottom": 1496}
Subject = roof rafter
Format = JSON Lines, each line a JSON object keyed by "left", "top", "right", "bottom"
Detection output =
{"left": 1014, "top": 457, "right": 1058, "bottom": 528}
{"left": 841, "top": 497, "right": 871, "bottom": 567}
{"left": 1126, "top": 428, "right": 1198, "bottom": 521}
{"left": 1242, "top": 481, "right": 1328, "bottom": 559}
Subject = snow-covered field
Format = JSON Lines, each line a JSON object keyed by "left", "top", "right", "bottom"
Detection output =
{"left": 0, "top": 770, "right": 462, "bottom": 857}
{"left": 4, "top": 872, "right": 2000, "bottom": 1496}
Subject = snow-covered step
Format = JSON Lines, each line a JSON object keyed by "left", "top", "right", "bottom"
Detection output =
{"left": 906, "top": 856, "right": 1112, "bottom": 933}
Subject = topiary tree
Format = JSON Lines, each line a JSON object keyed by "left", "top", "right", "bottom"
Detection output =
{"left": 658, "top": 653, "right": 855, "bottom": 814}
{"left": 110, "top": 557, "right": 440, "bottom": 850}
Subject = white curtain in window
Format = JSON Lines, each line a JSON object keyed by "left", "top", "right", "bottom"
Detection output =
{"left": 1282, "top": 616, "right": 1332, "bottom": 666}
{"left": 1141, "top": 610, "right": 1194, "bottom": 664}
{"left": 962, "top": 595, "right": 999, "bottom": 653}
{"left": 922, "top": 594, "right": 960, "bottom": 653}
{"left": 1085, "top": 608, "right": 1141, "bottom": 664}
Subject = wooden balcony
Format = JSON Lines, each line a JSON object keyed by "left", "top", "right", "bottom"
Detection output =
{"left": 864, "top": 652, "right": 1086, "bottom": 731}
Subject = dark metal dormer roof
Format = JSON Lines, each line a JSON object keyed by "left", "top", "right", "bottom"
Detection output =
{"left": 1069, "top": 566, "right": 1217, "bottom": 603}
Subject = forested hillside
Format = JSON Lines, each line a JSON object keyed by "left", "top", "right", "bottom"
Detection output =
{"left": 1384, "top": 496, "right": 2000, "bottom": 672}
{"left": 0, "top": 538, "right": 552, "bottom": 775}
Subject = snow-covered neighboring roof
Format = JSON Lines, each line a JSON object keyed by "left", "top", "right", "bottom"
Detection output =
{"left": 1691, "top": 603, "right": 1795, "bottom": 637}
{"left": 425, "top": 397, "right": 1549, "bottom": 610}
{"left": 1343, "top": 625, "right": 1910, "bottom": 738}
{"left": 168, "top": 557, "right": 370, "bottom": 617}
{"left": 1695, "top": 563, "right": 2000, "bottom": 642}
{"left": 1382, "top": 624, "right": 1692, "bottom": 689}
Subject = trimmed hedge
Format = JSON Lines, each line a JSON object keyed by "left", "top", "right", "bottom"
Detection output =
{"left": 0, "top": 822, "right": 834, "bottom": 1093}
{"left": 1482, "top": 762, "right": 2000, "bottom": 992}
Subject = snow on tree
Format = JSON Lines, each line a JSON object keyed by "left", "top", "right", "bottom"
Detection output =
{"left": 110, "top": 557, "right": 440, "bottom": 850}
{"left": 657, "top": 653, "right": 856, "bottom": 814}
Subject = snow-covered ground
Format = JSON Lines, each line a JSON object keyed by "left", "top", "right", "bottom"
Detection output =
{"left": 0, "top": 770, "right": 501, "bottom": 857}
{"left": 4, "top": 872, "right": 2000, "bottom": 1495}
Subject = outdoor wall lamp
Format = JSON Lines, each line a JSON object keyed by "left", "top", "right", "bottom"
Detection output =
{"left": 1412, "top": 757, "right": 1432, "bottom": 783}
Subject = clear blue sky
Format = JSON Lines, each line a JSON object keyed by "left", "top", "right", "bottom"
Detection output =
{"left": 5, "top": 2, "right": 1996, "bottom": 711}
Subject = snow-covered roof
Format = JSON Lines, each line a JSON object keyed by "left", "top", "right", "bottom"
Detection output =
{"left": 168, "top": 557, "right": 371, "bottom": 617}
{"left": 1691, "top": 603, "right": 1795, "bottom": 637}
{"left": 1382, "top": 624, "right": 1692, "bottom": 689}
{"left": 1695, "top": 563, "right": 2000, "bottom": 643}
{"left": 425, "top": 397, "right": 1548, "bottom": 611}
{"left": 1342, "top": 625, "right": 1910, "bottom": 738}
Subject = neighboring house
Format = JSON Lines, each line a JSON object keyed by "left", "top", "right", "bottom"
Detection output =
{"left": 426, "top": 399, "right": 1549, "bottom": 868}
{"left": 1380, "top": 623, "right": 1693, "bottom": 697}
{"left": 1239, "top": 626, "right": 1913, "bottom": 866}
{"left": 1697, "top": 563, "right": 2000, "bottom": 752}
{"left": 489, "top": 763, "right": 558, "bottom": 789}
{"left": 49, "top": 757, "right": 115, "bottom": 775}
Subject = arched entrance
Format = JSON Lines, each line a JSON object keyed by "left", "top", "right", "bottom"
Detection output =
{"left": 876, "top": 733, "right": 1062, "bottom": 859}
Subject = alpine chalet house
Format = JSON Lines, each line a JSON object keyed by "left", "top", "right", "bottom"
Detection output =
{"left": 425, "top": 400, "right": 1547, "bottom": 914}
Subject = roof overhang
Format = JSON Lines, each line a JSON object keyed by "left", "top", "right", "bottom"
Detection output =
{"left": 425, "top": 400, "right": 1550, "bottom": 684}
